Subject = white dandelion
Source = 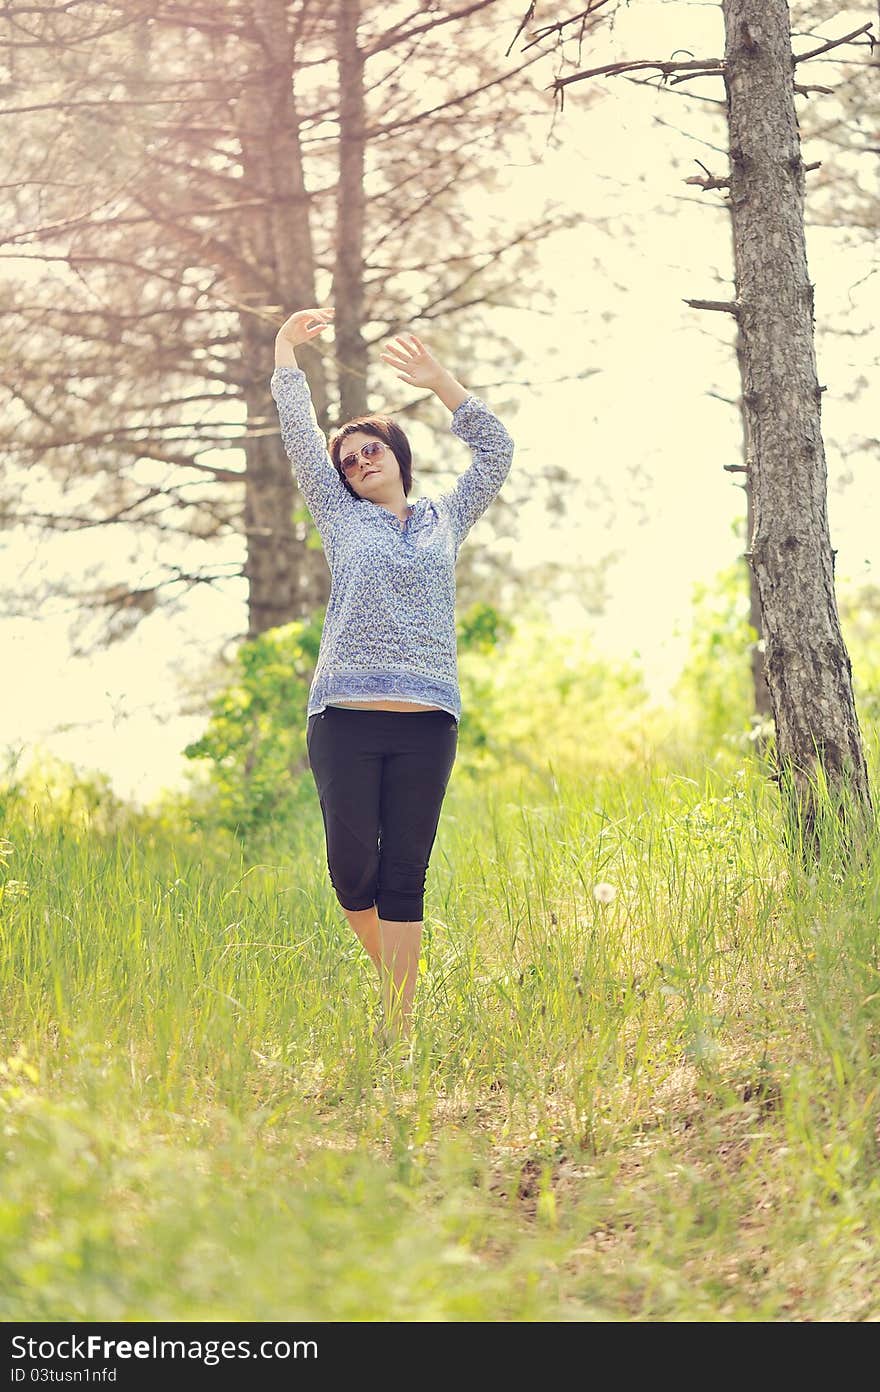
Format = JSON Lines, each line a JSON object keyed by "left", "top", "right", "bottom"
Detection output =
{"left": 592, "top": 882, "right": 617, "bottom": 905}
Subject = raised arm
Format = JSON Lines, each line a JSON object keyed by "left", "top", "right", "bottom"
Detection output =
{"left": 270, "top": 308, "right": 351, "bottom": 548}
{"left": 380, "top": 333, "right": 514, "bottom": 548}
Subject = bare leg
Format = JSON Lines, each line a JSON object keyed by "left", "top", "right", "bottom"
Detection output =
{"left": 377, "top": 918, "right": 423, "bottom": 1041}
{"left": 342, "top": 905, "right": 382, "bottom": 974}
{"left": 341, "top": 905, "right": 423, "bottom": 1041}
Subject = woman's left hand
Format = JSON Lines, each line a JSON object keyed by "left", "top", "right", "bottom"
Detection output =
{"left": 379, "top": 334, "right": 447, "bottom": 391}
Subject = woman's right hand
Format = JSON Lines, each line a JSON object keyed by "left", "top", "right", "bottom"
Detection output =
{"left": 275, "top": 307, "right": 335, "bottom": 350}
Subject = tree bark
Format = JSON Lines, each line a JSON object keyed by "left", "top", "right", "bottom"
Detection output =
{"left": 722, "top": 0, "right": 873, "bottom": 851}
{"left": 732, "top": 329, "right": 772, "bottom": 721}
{"left": 237, "top": 0, "right": 333, "bottom": 635}
{"left": 334, "top": 0, "right": 369, "bottom": 422}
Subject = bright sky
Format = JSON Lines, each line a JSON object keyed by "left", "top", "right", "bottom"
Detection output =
{"left": 2, "top": 1, "right": 877, "bottom": 805}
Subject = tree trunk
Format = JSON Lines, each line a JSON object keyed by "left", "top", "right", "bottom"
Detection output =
{"left": 733, "top": 329, "right": 772, "bottom": 721}
{"left": 334, "top": 0, "right": 369, "bottom": 422}
{"left": 238, "top": 0, "right": 333, "bottom": 637}
{"left": 745, "top": 467, "right": 772, "bottom": 721}
{"left": 722, "top": 0, "right": 873, "bottom": 852}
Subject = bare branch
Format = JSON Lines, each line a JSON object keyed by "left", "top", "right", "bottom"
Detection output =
{"left": 624, "top": 73, "right": 726, "bottom": 107}
{"left": 553, "top": 55, "right": 724, "bottom": 97}
{"left": 685, "top": 159, "right": 730, "bottom": 191}
{"left": 363, "top": 0, "right": 498, "bottom": 59}
{"left": 793, "top": 22, "right": 874, "bottom": 65}
{"left": 684, "top": 298, "right": 740, "bottom": 317}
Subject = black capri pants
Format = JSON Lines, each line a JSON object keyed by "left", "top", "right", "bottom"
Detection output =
{"left": 306, "top": 704, "right": 459, "bottom": 923}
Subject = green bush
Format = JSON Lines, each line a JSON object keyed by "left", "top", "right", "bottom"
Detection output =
{"left": 181, "top": 614, "right": 323, "bottom": 840}
{"left": 839, "top": 582, "right": 880, "bottom": 728}
{"left": 672, "top": 558, "right": 756, "bottom": 756}
{"left": 673, "top": 559, "right": 880, "bottom": 759}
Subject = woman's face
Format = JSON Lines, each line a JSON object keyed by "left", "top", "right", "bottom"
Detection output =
{"left": 339, "top": 431, "right": 400, "bottom": 499}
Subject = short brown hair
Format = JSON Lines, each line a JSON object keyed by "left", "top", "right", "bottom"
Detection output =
{"left": 328, "top": 416, "right": 413, "bottom": 499}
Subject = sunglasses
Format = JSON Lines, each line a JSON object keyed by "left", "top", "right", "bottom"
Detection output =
{"left": 339, "top": 439, "right": 388, "bottom": 477}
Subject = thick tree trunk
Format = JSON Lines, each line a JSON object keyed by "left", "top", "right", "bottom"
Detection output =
{"left": 237, "top": 0, "right": 333, "bottom": 638}
{"left": 722, "top": 0, "right": 873, "bottom": 851}
{"left": 745, "top": 470, "right": 772, "bottom": 720}
{"left": 733, "top": 330, "right": 772, "bottom": 721}
{"left": 334, "top": 0, "right": 369, "bottom": 422}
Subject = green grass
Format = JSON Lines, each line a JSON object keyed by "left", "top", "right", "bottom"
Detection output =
{"left": 2, "top": 747, "right": 880, "bottom": 1320}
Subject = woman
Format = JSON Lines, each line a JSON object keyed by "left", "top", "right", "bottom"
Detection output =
{"left": 271, "top": 307, "right": 514, "bottom": 1044}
